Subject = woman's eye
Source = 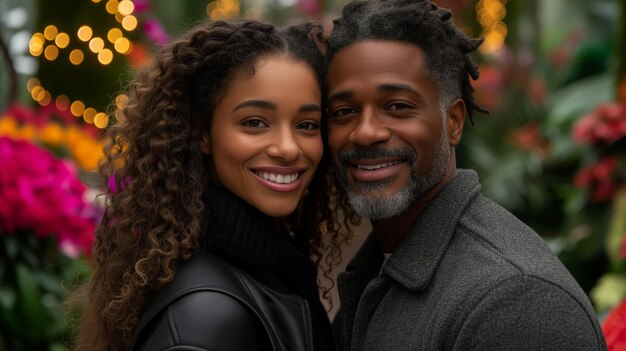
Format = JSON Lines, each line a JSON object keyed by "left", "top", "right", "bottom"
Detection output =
{"left": 296, "top": 121, "right": 320, "bottom": 130}
{"left": 242, "top": 119, "right": 268, "bottom": 128}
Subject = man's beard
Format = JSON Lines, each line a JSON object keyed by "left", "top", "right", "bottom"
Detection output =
{"left": 335, "top": 130, "right": 450, "bottom": 220}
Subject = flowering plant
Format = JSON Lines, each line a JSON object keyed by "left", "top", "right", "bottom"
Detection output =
{"left": 0, "top": 136, "right": 99, "bottom": 350}
{"left": 0, "top": 104, "right": 105, "bottom": 171}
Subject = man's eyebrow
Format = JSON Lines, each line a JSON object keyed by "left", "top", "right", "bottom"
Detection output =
{"left": 299, "top": 104, "right": 322, "bottom": 113}
{"left": 233, "top": 100, "right": 277, "bottom": 112}
{"left": 328, "top": 90, "right": 354, "bottom": 103}
{"left": 378, "top": 83, "right": 419, "bottom": 95}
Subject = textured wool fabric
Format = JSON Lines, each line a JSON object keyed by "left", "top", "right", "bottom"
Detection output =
{"left": 333, "top": 169, "right": 607, "bottom": 351}
{"left": 203, "top": 185, "right": 336, "bottom": 351}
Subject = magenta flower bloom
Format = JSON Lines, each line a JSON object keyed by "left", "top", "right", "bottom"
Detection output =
{"left": 0, "top": 137, "right": 98, "bottom": 257}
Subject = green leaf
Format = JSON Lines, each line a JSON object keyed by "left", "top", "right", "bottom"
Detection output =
{"left": 34, "top": 271, "right": 64, "bottom": 296}
{"left": 546, "top": 73, "right": 613, "bottom": 127}
{"left": 15, "top": 264, "right": 49, "bottom": 340}
{"left": 4, "top": 235, "right": 19, "bottom": 260}
{"left": 0, "top": 286, "right": 16, "bottom": 310}
{"left": 50, "top": 342, "right": 68, "bottom": 351}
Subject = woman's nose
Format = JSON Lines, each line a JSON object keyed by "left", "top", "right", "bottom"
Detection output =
{"left": 266, "top": 128, "right": 301, "bottom": 162}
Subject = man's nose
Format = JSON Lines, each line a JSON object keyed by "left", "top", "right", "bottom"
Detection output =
{"left": 348, "top": 107, "right": 392, "bottom": 147}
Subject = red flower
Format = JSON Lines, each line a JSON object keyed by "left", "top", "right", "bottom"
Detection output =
{"left": 573, "top": 156, "right": 621, "bottom": 202}
{"left": 573, "top": 103, "right": 626, "bottom": 145}
{"left": 603, "top": 299, "right": 626, "bottom": 351}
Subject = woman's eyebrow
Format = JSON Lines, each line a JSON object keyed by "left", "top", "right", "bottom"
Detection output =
{"left": 233, "top": 99, "right": 277, "bottom": 112}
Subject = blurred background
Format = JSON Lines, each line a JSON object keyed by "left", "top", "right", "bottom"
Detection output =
{"left": 0, "top": 0, "right": 624, "bottom": 350}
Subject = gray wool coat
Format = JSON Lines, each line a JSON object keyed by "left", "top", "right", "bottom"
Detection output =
{"left": 333, "top": 170, "right": 607, "bottom": 351}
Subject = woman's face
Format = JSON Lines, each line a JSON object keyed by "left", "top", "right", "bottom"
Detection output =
{"left": 208, "top": 55, "right": 323, "bottom": 217}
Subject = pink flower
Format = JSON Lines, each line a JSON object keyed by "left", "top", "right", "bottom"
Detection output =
{"left": 143, "top": 19, "right": 169, "bottom": 46}
{"left": 0, "top": 137, "right": 98, "bottom": 256}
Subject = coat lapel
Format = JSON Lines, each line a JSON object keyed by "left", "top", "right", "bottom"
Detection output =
{"left": 336, "top": 235, "right": 384, "bottom": 350}
{"left": 382, "top": 170, "right": 481, "bottom": 291}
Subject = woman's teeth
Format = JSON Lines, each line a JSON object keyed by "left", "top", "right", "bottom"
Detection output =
{"left": 257, "top": 172, "right": 299, "bottom": 184}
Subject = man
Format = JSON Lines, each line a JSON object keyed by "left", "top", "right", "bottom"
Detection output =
{"left": 325, "top": 1, "right": 607, "bottom": 350}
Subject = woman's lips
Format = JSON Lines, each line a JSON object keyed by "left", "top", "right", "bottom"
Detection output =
{"left": 252, "top": 167, "right": 306, "bottom": 192}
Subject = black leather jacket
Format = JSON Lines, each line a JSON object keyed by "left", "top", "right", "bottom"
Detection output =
{"left": 132, "top": 252, "right": 314, "bottom": 351}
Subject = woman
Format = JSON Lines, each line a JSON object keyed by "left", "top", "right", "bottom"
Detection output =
{"left": 76, "top": 18, "right": 356, "bottom": 351}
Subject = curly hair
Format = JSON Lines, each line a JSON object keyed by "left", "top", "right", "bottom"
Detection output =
{"left": 76, "top": 18, "right": 357, "bottom": 351}
{"left": 327, "top": 0, "right": 488, "bottom": 122}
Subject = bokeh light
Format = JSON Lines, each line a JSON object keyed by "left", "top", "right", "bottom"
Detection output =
{"left": 121, "top": 15, "right": 137, "bottom": 31}
{"left": 77, "top": 26, "right": 93, "bottom": 41}
{"left": 69, "top": 49, "right": 85, "bottom": 65}
{"left": 55, "top": 32, "right": 70, "bottom": 48}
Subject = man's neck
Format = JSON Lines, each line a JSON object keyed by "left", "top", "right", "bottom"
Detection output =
{"left": 372, "top": 168, "right": 457, "bottom": 253}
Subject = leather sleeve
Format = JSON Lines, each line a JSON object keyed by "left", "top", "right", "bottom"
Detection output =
{"left": 453, "top": 275, "right": 607, "bottom": 351}
{"left": 136, "top": 291, "right": 271, "bottom": 351}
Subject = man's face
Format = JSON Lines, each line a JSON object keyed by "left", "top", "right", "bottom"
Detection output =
{"left": 327, "top": 41, "right": 452, "bottom": 219}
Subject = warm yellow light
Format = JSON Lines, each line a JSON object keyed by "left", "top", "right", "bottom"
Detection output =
{"left": 89, "top": 37, "right": 105, "bottom": 53}
{"left": 121, "top": 15, "right": 138, "bottom": 31}
{"left": 107, "top": 28, "right": 123, "bottom": 43}
{"left": 69, "top": 49, "right": 85, "bottom": 65}
{"left": 27, "top": 78, "right": 41, "bottom": 92}
{"left": 124, "top": 40, "right": 133, "bottom": 54}
{"left": 83, "top": 108, "right": 97, "bottom": 123}
{"left": 92, "top": 0, "right": 102, "bottom": 2}
{"left": 39, "top": 91, "right": 52, "bottom": 106}
{"left": 29, "top": 35, "right": 45, "bottom": 56}
{"left": 118, "top": 0, "right": 135, "bottom": 16}
{"left": 29, "top": 40, "right": 44, "bottom": 56}
{"left": 115, "top": 12, "right": 125, "bottom": 23}
{"left": 32, "top": 32, "right": 45, "bottom": 42}
{"left": 44, "top": 25, "right": 58, "bottom": 40}
{"left": 115, "top": 94, "right": 129, "bottom": 109}
{"left": 55, "top": 95, "right": 70, "bottom": 111}
{"left": 106, "top": 0, "right": 120, "bottom": 14}
{"left": 55, "top": 32, "right": 70, "bottom": 48}
{"left": 31, "top": 86, "right": 44, "bottom": 100}
{"left": 44, "top": 45, "right": 59, "bottom": 60}
{"left": 77, "top": 26, "right": 93, "bottom": 41}
{"left": 114, "top": 108, "right": 126, "bottom": 123}
{"left": 94, "top": 113, "right": 109, "bottom": 128}
{"left": 207, "top": 0, "right": 240, "bottom": 19}
{"left": 98, "top": 48, "right": 114, "bottom": 65}
{"left": 114, "top": 37, "right": 131, "bottom": 53}
{"left": 70, "top": 101, "right": 86, "bottom": 117}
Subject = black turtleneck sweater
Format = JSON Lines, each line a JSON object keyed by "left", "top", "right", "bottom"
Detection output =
{"left": 202, "top": 185, "right": 336, "bottom": 351}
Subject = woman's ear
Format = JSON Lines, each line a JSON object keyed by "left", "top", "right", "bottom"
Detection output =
{"left": 199, "top": 133, "right": 211, "bottom": 155}
{"left": 446, "top": 98, "right": 466, "bottom": 146}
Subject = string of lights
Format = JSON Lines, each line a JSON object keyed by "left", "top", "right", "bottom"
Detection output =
{"left": 27, "top": 0, "right": 137, "bottom": 129}
{"left": 476, "top": 0, "right": 508, "bottom": 54}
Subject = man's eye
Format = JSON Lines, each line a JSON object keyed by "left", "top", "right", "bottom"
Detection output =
{"left": 331, "top": 107, "right": 357, "bottom": 118}
{"left": 387, "top": 102, "right": 412, "bottom": 110}
{"left": 296, "top": 121, "right": 320, "bottom": 130}
{"left": 242, "top": 119, "right": 268, "bottom": 128}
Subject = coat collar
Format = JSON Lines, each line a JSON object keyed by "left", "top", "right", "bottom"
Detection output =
{"left": 380, "top": 169, "right": 481, "bottom": 291}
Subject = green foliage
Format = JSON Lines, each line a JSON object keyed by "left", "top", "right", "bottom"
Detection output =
{"left": 460, "top": 0, "right": 623, "bottom": 301}
{"left": 0, "top": 234, "right": 90, "bottom": 351}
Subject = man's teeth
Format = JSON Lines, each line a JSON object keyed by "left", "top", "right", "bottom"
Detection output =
{"left": 257, "top": 172, "right": 299, "bottom": 184}
{"left": 356, "top": 161, "right": 402, "bottom": 170}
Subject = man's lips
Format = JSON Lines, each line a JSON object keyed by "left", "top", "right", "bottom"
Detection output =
{"left": 348, "top": 159, "right": 406, "bottom": 182}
